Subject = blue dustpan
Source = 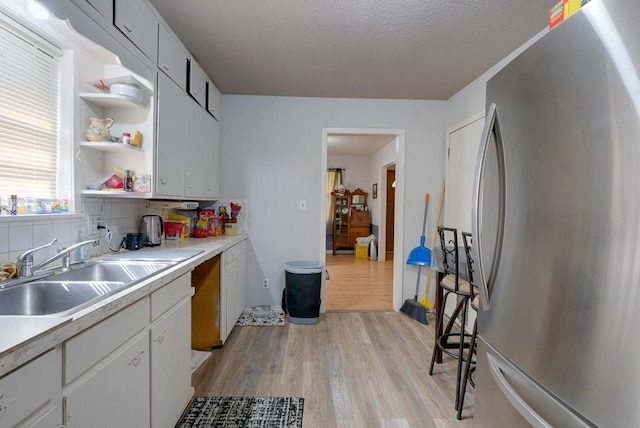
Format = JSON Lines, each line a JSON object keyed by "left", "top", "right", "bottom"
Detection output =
{"left": 406, "top": 193, "right": 432, "bottom": 266}
{"left": 407, "top": 236, "right": 431, "bottom": 266}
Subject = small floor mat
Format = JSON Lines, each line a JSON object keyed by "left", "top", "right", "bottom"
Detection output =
{"left": 177, "top": 396, "right": 304, "bottom": 428}
{"left": 236, "top": 308, "right": 285, "bottom": 326}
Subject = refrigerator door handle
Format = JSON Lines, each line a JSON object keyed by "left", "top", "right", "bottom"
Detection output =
{"left": 472, "top": 102, "right": 506, "bottom": 310}
{"left": 487, "top": 353, "right": 553, "bottom": 428}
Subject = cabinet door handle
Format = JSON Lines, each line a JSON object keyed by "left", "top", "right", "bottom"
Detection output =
{"left": 153, "top": 330, "right": 167, "bottom": 344}
{"left": 192, "top": 90, "right": 198, "bottom": 96}
{"left": 188, "top": 184, "right": 192, "bottom": 189}
{"left": 162, "top": 65, "right": 170, "bottom": 71}
{"left": 128, "top": 350, "right": 145, "bottom": 368}
{"left": 0, "top": 395, "right": 17, "bottom": 418}
{"left": 123, "top": 24, "right": 133, "bottom": 33}
{"left": 160, "top": 178, "right": 167, "bottom": 185}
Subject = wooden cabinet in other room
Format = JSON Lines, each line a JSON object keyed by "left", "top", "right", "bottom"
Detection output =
{"left": 332, "top": 188, "right": 369, "bottom": 254}
{"left": 114, "top": 0, "right": 158, "bottom": 62}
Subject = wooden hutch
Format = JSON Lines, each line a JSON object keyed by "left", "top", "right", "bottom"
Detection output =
{"left": 332, "top": 188, "right": 369, "bottom": 254}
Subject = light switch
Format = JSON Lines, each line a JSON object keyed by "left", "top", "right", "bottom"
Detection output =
{"left": 299, "top": 200, "right": 306, "bottom": 210}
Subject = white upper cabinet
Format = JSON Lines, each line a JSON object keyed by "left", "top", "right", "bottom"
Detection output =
{"left": 185, "top": 97, "right": 205, "bottom": 198}
{"left": 156, "top": 72, "right": 186, "bottom": 198}
{"left": 204, "top": 112, "right": 220, "bottom": 199}
{"left": 206, "top": 80, "right": 222, "bottom": 120}
{"left": 114, "top": 0, "right": 158, "bottom": 62}
{"left": 157, "top": 24, "right": 187, "bottom": 90}
{"left": 85, "top": 0, "right": 112, "bottom": 20}
{"left": 188, "top": 58, "right": 207, "bottom": 107}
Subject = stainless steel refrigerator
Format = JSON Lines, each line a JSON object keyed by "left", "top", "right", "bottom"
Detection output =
{"left": 472, "top": 0, "right": 640, "bottom": 426}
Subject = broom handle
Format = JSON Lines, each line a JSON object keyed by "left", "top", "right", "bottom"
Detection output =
{"left": 421, "top": 193, "right": 430, "bottom": 236}
{"left": 424, "top": 181, "right": 446, "bottom": 301}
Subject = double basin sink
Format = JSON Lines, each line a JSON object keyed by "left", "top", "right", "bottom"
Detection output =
{"left": 0, "top": 260, "right": 177, "bottom": 317}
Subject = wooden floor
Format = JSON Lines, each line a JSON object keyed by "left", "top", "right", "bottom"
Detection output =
{"left": 192, "top": 312, "right": 475, "bottom": 427}
{"left": 325, "top": 253, "right": 394, "bottom": 311}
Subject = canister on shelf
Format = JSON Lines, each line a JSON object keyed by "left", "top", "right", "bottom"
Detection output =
{"left": 122, "top": 132, "right": 131, "bottom": 145}
{"left": 124, "top": 170, "right": 134, "bottom": 191}
{"left": 10, "top": 194, "right": 17, "bottom": 215}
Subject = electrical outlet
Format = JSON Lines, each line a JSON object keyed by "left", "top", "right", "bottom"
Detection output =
{"left": 86, "top": 215, "right": 101, "bottom": 237}
{"left": 263, "top": 278, "right": 269, "bottom": 288}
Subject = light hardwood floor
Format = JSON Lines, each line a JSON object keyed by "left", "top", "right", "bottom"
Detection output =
{"left": 192, "top": 312, "right": 475, "bottom": 427}
{"left": 325, "top": 254, "right": 394, "bottom": 312}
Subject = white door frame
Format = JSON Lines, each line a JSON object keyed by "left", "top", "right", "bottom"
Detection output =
{"left": 321, "top": 128, "right": 406, "bottom": 311}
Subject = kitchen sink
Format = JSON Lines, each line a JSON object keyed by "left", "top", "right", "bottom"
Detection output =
{"left": 52, "top": 261, "right": 176, "bottom": 283}
{"left": 0, "top": 261, "right": 177, "bottom": 317}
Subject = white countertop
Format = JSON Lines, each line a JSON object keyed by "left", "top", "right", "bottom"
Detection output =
{"left": 0, "top": 234, "right": 246, "bottom": 377}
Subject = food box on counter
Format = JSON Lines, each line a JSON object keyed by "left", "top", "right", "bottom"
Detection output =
{"left": 164, "top": 220, "right": 185, "bottom": 240}
{"left": 549, "top": 0, "right": 591, "bottom": 29}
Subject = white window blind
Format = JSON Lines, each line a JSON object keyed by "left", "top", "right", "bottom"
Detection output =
{"left": 0, "top": 23, "right": 59, "bottom": 199}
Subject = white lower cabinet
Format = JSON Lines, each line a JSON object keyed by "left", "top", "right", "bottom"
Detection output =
{"left": 58, "top": 274, "right": 193, "bottom": 428}
{"left": 0, "top": 275, "right": 195, "bottom": 428}
{"left": 150, "top": 274, "right": 193, "bottom": 428}
{"left": 25, "top": 405, "right": 60, "bottom": 428}
{"left": 64, "top": 333, "right": 150, "bottom": 427}
{"left": 0, "top": 348, "right": 61, "bottom": 428}
{"left": 222, "top": 241, "right": 247, "bottom": 342}
{"left": 63, "top": 298, "right": 150, "bottom": 427}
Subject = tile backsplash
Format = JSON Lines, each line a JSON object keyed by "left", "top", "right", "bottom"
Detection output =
{"left": 0, "top": 197, "right": 147, "bottom": 268}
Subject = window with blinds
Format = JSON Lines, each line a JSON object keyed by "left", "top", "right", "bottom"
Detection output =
{"left": 0, "top": 22, "right": 59, "bottom": 200}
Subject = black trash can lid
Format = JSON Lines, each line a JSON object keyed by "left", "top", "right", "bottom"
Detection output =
{"left": 285, "top": 260, "right": 324, "bottom": 274}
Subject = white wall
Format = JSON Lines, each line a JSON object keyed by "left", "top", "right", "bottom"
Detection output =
{"left": 327, "top": 155, "right": 371, "bottom": 196}
{"left": 444, "top": 28, "right": 549, "bottom": 129}
{"left": 220, "top": 95, "right": 446, "bottom": 307}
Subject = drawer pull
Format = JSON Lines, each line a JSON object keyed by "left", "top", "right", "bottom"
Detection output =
{"left": 0, "top": 394, "right": 17, "bottom": 417}
{"left": 160, "top": 178, "right": 167, "bottom": 185}
{"left": 153, "top": 330, "right": 167, "bottom": 344}
{"left": 123, "top": 24, "right": 133, "bottom": 33}
{"left": 128, "top": 350, "right": 145, "bottom": 368}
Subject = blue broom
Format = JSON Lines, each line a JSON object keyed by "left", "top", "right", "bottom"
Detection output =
{"left": 401, "top": 193, "right": 431, "bottom": 324}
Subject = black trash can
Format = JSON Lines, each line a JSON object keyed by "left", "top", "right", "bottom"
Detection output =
{"left": 284, "top": 260, "right": 324, "bottom": 325}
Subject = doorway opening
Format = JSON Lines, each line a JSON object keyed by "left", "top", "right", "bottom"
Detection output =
{"left": 320, "top": 128, "right": 405, "bottom": 312}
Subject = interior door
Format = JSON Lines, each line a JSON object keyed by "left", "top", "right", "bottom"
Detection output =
{"left": 385, "top": 169, "right": 395, "bottom": 252}
{"left": 444, "top": 114, "right": 484, "bottom": 328}
{"left": 445, "top": 116, "right": 484, "bottom": 233}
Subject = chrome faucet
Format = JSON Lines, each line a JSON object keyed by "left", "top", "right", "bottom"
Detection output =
{"left": 16, "top": 238, "right": 98, "bottom": 278}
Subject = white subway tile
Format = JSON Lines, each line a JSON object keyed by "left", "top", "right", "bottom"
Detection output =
{"left": 9, "top": 225, "right": 32, "bottom": 252}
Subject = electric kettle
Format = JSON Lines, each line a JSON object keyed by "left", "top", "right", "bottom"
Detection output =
{"left": 140, "top": 215, "right": 163, "bottom": 246}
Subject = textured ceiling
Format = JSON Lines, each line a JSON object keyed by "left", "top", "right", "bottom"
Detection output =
{"left": 148, "top": 0, "right": 555, "bottom": 100}
{"left": 327, "top": 134, "right": 397, "bottom": 156}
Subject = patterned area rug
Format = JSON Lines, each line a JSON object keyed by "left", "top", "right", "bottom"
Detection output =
{"left": 178, "top": 396, "right": 304, "bottom": 428}
{"left": 236, "top": 308, "right": 285, "bottom": 326}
